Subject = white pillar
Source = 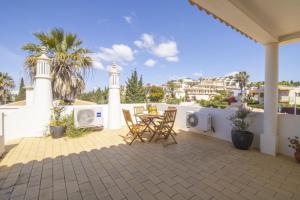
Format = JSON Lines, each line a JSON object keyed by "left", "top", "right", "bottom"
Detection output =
{"left": 33, "top": 48, "right": 53, "bottom": 135}
{"left": 261, "top": 43, "right": 278, "bottom": 155}
{"left": 25, "top": 86, "right": 34, "bottom": 106}
{"left": 108, "top": 62, "right": 121, "bottom": 129}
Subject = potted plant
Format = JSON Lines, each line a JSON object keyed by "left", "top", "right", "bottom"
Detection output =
{"left": 229, "top": 106, "right": 254, "bottom": 150}
{"left": 50, "top": 106, "right": 66, "bottom": 138}
{"left": 288, "top": 136, "right": 300, "bottom": 162}
{"left": 147, "top": 104, "right": 158, "bottom": 115}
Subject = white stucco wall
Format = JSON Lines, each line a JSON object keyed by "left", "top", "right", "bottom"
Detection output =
{"left": 0, "top": 112, "right": 5, "bottom": 156}
{"left": 0, "top": 103, "right": 299, "bottom": 157}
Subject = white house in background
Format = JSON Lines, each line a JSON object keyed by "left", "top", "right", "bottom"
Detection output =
{"left": 248, "top": 86, "right": 300, "bottom": 105}
{"left": 166, "top": 75, "right": 240, "bottom": 101}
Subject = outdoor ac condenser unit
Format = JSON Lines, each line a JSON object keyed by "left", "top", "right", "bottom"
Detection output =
{"left": 74, "top": 107, "right": 103, "bottom": 128}
{"left": 186, "top": 111, "right": 212, "bottom": 132}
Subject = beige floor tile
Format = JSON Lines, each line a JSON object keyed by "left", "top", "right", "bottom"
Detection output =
{"left": 0, "top": 128, "right": 299, "bottom": 200}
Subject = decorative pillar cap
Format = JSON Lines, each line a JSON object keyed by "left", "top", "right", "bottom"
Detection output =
{"left": 37, "top": 46, "right": 50, "bottom": 61}
{"left": 108, "top": 62, "right": 120, "bottom": 74}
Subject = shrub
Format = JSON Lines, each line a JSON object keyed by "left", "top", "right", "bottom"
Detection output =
{"left": 229, "top": 106, "right": 251, "bottom": 131}
{"left": 198, "top": 99, "right": 228, "bottom": 109}
{"left": 225, "top": 96, "right": 237, "bottom": 105}
{"left": 63, "top": 112, "right": 90, "bottom": 138}
{"left": 288, "top": 136, "right": 300, "bottom": 152}
{"left": 247, "top": 104, "right": 264, "bottom": 109}
{"left": 50, "top": 106, "right": 65, "bottom": 126}
{"left": 166, "top": 98, "right": 181, "bottom": 105}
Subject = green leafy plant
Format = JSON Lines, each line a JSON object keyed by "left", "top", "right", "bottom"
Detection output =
{"left": 166, "top": 98, "right": 181, "bottom": 105}
{"left": 147, "top": 86, "right": 164, "bottom": 102}
{"left": 288, "top": 136, "right": 300, "bottom": 152}
{"left": 50, "top": 106, "right": 65, "bottom": 126}
{"left": 229, "top": 106, "right": 251, "bottom": 131}
{"left": 63, "top": 112, "right": 90, "bottom": 138}
{"left": 22, "top": 28, "right": 92, "bottom": 100}
{"left": 198, "top": 100, "right": 228, "bottom": 109}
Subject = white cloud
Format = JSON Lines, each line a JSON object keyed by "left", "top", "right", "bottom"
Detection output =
{"left": 166, "top": 56, "right": 178, "bottom": 62}
{"left": 98, "top": 44, "right": 134, "bottom": 63}
{"left": 123, "top": 16, "right": 132, "bottom": 24}
{"left": 153, "top": 41, "right": 178, "bottom": 58}
{"left": 225, "top": 71, "right": 239, "bottom": 77}
{"left": 92, "top": 44, "right": 134, "bottom": 70}
{"left": 92, "top": 59, "right": 104, "bottom": 69}
{"left": 134, "top": 33, "right": 179, "bottom": 62}
{"left": 144, "top": 59, "right": 157, "bottom": 67}
{"left": 192, "top": 72, "right": 203, "bottom": 77}
{"left": 134, "top": 34, "right": 155, "bottom": 49}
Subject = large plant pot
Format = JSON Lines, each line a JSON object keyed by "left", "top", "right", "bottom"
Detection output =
{"left": 50, "top": 126, "right": 65, "bottom": 138}
{"left": 231, "top": 130, "right": 254, "bottom": 150}
{"left": 295, "top": 152, "right": 300, "bottom": 163}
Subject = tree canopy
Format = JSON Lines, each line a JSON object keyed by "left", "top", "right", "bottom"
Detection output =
{"left": 79, "top": 87, "right": 108, "bottom": 104}
{"left": 124, "top": 70, "right": 146, "bottom": 103}
{"left": 15, "top": 77, "right": 25, "bottom": 101}
{"left": 22, "top": 28, "right": 92, "bottom": 100}
{"left": 148, "top": 86, "right": 164, "bottom": 102}
{"left": 0, "top": 72, "right": 15, "bottom": 104}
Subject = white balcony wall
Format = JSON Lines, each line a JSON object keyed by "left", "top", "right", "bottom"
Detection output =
{"left": 0, "top": 113, "right": 4, "bottom": 156}
{"left": 0, "top": 103, "right": 299, "bottom": 157}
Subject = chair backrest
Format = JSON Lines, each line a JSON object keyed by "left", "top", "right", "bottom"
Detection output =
{"left": 134, "top": 106, "right": 145, "bottom": 115}
{"left": 167, "top": 106, "right": 177, "bottom": 110}
{"left": 162, "top": 109, "right": 177, "bottom": 129}
{"left": 122, "top": 109, "right": 134, "bottom": 128}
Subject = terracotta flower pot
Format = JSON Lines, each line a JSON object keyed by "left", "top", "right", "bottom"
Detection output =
{"left": 295, "top": 152, "right": 300, "bottom": 163}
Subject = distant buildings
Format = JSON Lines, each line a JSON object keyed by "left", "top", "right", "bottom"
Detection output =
{"left": 248, "top": 85, "right": 300, "bottom": 105}
{"left": 164, "top": 76, "right": 240, "bottom": 101}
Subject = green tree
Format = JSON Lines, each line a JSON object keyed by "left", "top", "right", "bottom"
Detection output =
{"left": 0, "top": 72, "right": 15, "bottom": 104}
{"left": 125, "top": 70, "right": 146, "bottom": 103}
{"left": 166, "top": 81, "right": 178, "bottom": 98}
{"left": 15, "top": 77, "right": 25, "bottom": 101}
{"left": 148, "top": 86, "right": 164, "bottom": 102}
{"left": 22, "top": 28, "right": 92, "bottom": 100}
{"left": 79, "top": 87, "right": 108, "bottom": 104}
{"left": 235, "top": 71, "right": 249, "bottom": 100}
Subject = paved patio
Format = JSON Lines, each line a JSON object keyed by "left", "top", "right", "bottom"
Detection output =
{"left": 0, "top": 129, "right": 299, "bottom": 200}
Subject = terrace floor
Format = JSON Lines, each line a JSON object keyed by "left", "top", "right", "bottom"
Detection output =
{"left": 0, "top": 129, "right": 299, "bottom": 200}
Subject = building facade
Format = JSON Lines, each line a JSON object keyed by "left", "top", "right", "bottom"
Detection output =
{"left": 166, "top": 76, "right": 240, "bottom": 101}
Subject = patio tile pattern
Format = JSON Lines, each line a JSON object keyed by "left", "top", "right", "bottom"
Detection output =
{"left": 0, "top": 129, "right": 299, "bottom": 200}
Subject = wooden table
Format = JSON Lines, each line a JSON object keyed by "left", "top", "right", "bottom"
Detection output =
{"left": 135, "top": 113, "right": 163, "bottom": 142}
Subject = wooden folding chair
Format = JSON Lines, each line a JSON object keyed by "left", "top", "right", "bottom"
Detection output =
{"left": 134, "top": 106, "right": 146, "bottom": 124}
{"left": 167, "top": 106, "right": 177, "bottom": 135}
{"left": 122, "top": 109, "right": 146, "bottom": 145}
{"left": 151, "top": 109, "right": 177, "bottom": 144}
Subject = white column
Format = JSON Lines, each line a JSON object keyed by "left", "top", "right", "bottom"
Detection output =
{"left": 32, "top": 50, "right": 53, "bottom": 135}
{"left": 260, "top": 43, "right": 278, "bottom": 155}
{"left": 108, "top": 63, "right": 121, "bottom": 129}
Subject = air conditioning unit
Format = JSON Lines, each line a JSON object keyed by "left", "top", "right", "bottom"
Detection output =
{"left": 186, "top": 111, "right": 212, "bottom": 132}
{"left": 74, "top": 107, "right": 103, "bottom": 128}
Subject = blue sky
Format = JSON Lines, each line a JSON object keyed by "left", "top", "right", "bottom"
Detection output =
{"left": 1, "top": 0, "right": 300, "bottom": 91}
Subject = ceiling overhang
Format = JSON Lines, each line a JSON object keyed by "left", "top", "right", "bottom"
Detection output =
{"left": 189, "top": 0, "right": 300, "bottom": 45}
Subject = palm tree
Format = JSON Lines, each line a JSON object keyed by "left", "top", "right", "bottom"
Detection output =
{"left": 235, "top": 71, "right": 249, "bottom": 101}
{"left": 22, "top": 28, "right": 92, "bottom": 100}
{"left": 0, "top": 72, "right": 15, "bottom": 104}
